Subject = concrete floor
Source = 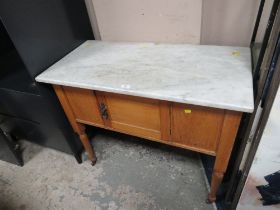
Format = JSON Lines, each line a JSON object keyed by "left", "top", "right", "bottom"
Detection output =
{"left": 0, "top": 130, "right": 215, "bottom": 210}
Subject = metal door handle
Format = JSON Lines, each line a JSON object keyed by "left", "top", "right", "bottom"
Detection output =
{"left": 99, "top": 103, "right": 109, "bottom": 120}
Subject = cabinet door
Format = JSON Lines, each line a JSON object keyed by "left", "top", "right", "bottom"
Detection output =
{"left": 63, "top": 86, "right": 104, "bottom": 126}
{"left": 171, "top": 103, "right": 224, "bottom": 155}
{"left": 100, "top": 92, "right": 169, "bottom": 141}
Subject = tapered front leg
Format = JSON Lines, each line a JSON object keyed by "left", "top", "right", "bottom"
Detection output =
{"left": 53, "top": 85, "right": 97, "bottom": 165}
{"left": 207, "top": 171, "right": 224, "bottom": 203}
{"left": 207, "top": 111, "right": 242, "bottom": 203}
{"left": 78, "top": 124, "right": 97, "bottom": 165}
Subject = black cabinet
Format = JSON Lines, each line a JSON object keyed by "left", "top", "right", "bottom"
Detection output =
{"left": 0, "top": 123, "right": 23, "bottom": 166}
{"left": 0, "top": 0, "right": 94, "bottom": 165}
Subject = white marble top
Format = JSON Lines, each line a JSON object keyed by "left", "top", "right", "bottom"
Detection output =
{"left": 36, "top": 41, "right": 254, "bottom": 113}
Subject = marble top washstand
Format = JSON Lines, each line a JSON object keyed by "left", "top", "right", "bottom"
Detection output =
{"left": 36, "top": 41, "right": 254, "bottom": 113}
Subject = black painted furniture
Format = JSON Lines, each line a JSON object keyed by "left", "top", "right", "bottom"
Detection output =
{"left": 0, "top": 0, "right": 94, "bottom": 164}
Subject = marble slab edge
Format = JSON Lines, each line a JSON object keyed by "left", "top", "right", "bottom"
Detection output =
{"left": 35, "top": 77, "right": 254, "bottom": 113}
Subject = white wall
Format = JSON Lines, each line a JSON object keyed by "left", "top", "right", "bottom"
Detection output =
{"left": 90, "top": 0, "right": 202, "bottom": 44}
{"left": 201, "top": 0, "right": 260, "bottom": 46}
{"left": 84, "top": 0, "right": 270, "bottom": 46}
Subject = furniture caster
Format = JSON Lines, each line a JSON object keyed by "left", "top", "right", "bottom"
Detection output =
{"left": 91, "top": 158, "right": 97, "bottom": 166}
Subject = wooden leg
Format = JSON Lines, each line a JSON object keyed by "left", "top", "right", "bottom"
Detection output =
{"left": 53, "top": 85, "right": 97, "bottom": 165}
{"left": 78, "top": 124, "right": 97, "bottom": 165}
{"left": 207, "top": 111, "right": 242, "bottom": 203}
{"left": 207, "top": 171, "right": 224, "bottom": 203}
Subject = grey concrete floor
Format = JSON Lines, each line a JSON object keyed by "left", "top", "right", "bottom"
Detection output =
{"left": 0, "top": 130, "right": 215, "bottom": 210}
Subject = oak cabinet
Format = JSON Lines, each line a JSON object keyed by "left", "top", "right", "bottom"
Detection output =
{"left": 54, "top": 85, "right": 242, "bottom": 203}
{"left": 62, "top": 86, "right": 229, "bottom": 156}
{"left": 37, "top": 40, "right": 252, "bottom": 203}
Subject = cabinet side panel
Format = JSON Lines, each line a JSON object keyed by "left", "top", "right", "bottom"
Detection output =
{"left": 63, "top": 86, "right": 104, "bottom": 126}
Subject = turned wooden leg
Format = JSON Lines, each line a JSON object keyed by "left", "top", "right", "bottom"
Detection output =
{"left": 207, "top": 171, "right": 224, "bottom": 203}
{"left": 207, "top": 111, "right": 242, "bottom": 203}
{"left": 78, "top": 126, "right": 97, "bottom": 165}
{"left": 53, "top": 85, "right": 98, "bottom": 165}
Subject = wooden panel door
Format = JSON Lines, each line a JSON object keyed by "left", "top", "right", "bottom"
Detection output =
{"left": 100, "top": 92, "right": 169, "bottom": 141}
{"left": 63, "top": 86, "right": 104, "bottom": 126}
{"left": 171, "top": 103, "right": 225, "bottom": 155}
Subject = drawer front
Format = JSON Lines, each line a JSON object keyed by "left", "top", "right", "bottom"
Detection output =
{"left": 171, "top": 103, "right": 225, "bottom": 154}
{"left": 101, "top": 92, "right": 165, "bottom": 140}
{"left": 63, "top": 86, "right": 104, "bottom": 126}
